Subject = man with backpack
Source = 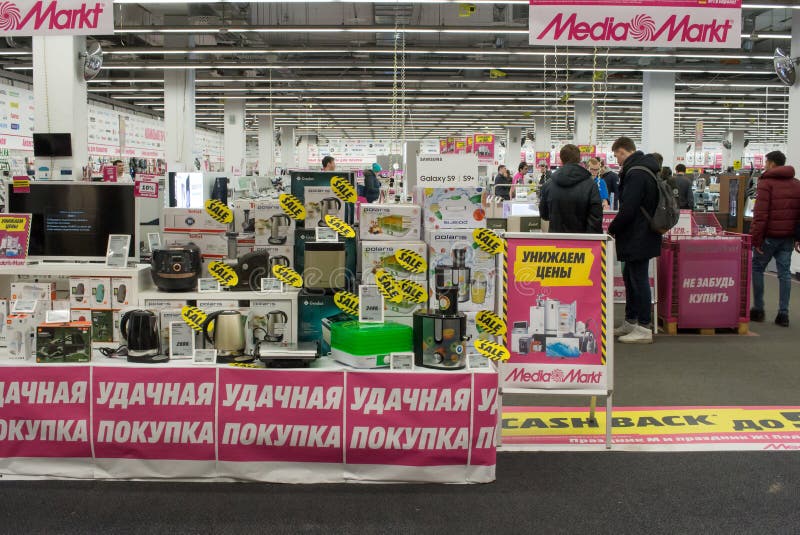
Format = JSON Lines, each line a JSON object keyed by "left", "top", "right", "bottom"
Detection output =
{"left": 607, "top": 137, "right": 666, "bottom": 344}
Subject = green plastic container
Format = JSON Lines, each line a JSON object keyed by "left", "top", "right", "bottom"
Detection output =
{"left": 330, "top": 321, "right": 413, "bottom": 368}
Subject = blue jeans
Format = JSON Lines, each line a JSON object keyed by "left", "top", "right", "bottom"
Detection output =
{"left": 752, "top": 237, "right": 795, "bottom": 314}
{"left": 623, "top": 259, "right": 652, "bottom": 326}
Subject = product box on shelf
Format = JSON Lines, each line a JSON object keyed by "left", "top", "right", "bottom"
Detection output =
{"left": 360, "top": 241, "right": 428, "bottom": 317}
{"left": 113, "top": 310, "right": 121, "bottom": 343}
{"left": 0, "top": 299, "right": 7, "bottom": 346}
{"left": 10, "top": 282, "right": 56, "bottom": 302}
{"left": 425, "top": 229, "right": 498, "bottom": 313}
{"left": 142, "top": 299, "right": 187, "bottom": 310}
{"left": 304, "top": 186, "right": 347, "bottom": 229}
{"left": 294, "top": 229, "right": 357, "bottom": 292}
{"left": 163, "top": 232, "right": 228, "bottom": 258}
{"left": 111, "top": 278, "right": 136, "bottom": 308}
{"left": 253, "top": 245, "right": 294, "bottom": 270}
{"left": 70, "top": 309, "right": 91, "bottom": 323}
{"left": 359, "top": 203, "right": 422, "bottom": 241}
{"left": 91, "top": 310, "right": 114, "bottom": 343}
{"left": 69, "top": 278, "right": 111, "bottom": 309}
{"left": 507, "top": 216, "right": 542, "bottom": 233}
{"left": 419, "top": 187, "right": 486, "bottom": 230}
{"left": 5, "top": 304, "right": 47, "bottom": 360}
{"left": 290, "top": 170, "right": 355, "bottom": 207}
{"left": 253, "top": 200, "right": 296, "bottom": 247}
{"left": 246, "top": 299, "right": 294, "bottom": 353}
{"left": 162, "top": 207, "right": 227, "bottom": 234}
{"left": 298, "top": 289, "right": 340, "bottom": 355}
{"left": 35, "top": 322, "right": 92, "bottom": 363}
{"left": 196, "top": 300, "right": 240, "bottom": 312}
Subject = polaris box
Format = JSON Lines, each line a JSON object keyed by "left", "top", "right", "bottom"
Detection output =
{"left": 359, "top": 203, "right": 422, "bottom": 241}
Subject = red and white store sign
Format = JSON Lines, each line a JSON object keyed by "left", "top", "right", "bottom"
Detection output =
{"left": 529, "top": 0, "right": 742, "bottom": 49}
{"left": 0, "top": 0, "right": 114, "bottom": 36}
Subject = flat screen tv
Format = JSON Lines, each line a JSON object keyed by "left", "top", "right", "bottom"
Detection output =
{"left": 6, "top": 182, "right": 139, "bottom": 261}
{"left": 32, "top": 133, "right": 73, "bottom": 157}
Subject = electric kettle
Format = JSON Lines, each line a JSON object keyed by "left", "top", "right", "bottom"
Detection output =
{"left": 268, "top": 255, "right": 291, "bottom": 273}
{"left": 268, "top": 214, "right": 291, "bottom": 245}
{"left": 318, "top": 197, "right": 343, "bottom": 226}
{"left": 120, "top": 310, "right": 166, "bottom": 363}
{"left": 202, "top": 310, "right": 251, "bottom": 363}
{"left": 265, "top": 310, "right": 288, "bottom": 342}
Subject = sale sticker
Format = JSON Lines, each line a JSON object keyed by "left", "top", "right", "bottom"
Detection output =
{"left": 396, "top": 249, "right": 427, "bottom": 274}
{"left": 400, "top": 279, "right": 428, "bottom": 304}
{"left": 205, "top": 199, "right": 233, "bottom": 225}
{"left": 273, "top": 264, "right": 303, "bottom": 288}
{"left": 334, "top": 290, "right": 360, "bottom": 316}
{"left": 476, "top": 310, "right": 506, "bottom": 337}
{"left": 330, "top": 176, "right": 357, "bottom": 204}
{"left": 475, "top": 339, "right": 510, "bottom": 362}
{"left": 324, "top": 215, "right": 356, "bottom": 238}
{"left": 473, "top": 228, "right": 504, "bottom": 256}
{"left": 208, "top": 261, "right": 239, "bottom": 287}
{"left": 134, "top": 180, "right": 159, "bottom": 199}
{"left": 375, "top": 269, "right": 403, "bottom": 304}
{"left": 279, "top": 193, "right": 306, "bottom": 221}
{"left": 181, "top": 305, "right": 208, "bottom": 332}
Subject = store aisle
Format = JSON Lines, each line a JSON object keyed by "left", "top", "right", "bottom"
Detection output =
{"left": 1, "top": 452, "right": 798, "bottom": 535}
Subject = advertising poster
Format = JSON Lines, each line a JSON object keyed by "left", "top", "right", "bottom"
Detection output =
{"left": 502, "top": 234, "right": 612, "bottom": 391}
{"left": 454, "top": 139, "right": 466, "bottom": 154}
{"left": 474, "top": 134, "right": 495, "bottom": 162}
{"left": 695, "top": 120, "right": 704, "bottom": 153}
{"left": 529, "top": 0, "right": 742, "bottom": 49}
{"left": 466, "top": 136, "right": 474, "bottom": 153}
{"left": 578, "top": 145, "right": 596, "bottom": 161}
{"left": 439, "top": 139, "right": 448, "bottom": 154}
{"left": 535, "top": 151, "right": 551, "bottom": 167}
{"left": 447, "top": 137, "right": 456, "bottom": 153}
{"left": 0, "top": 213, "right": 31, "bottom": 265}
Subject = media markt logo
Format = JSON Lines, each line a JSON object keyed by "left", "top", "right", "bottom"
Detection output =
{"left": 505, "top": 367, "right": 603, "bottom": 385}
{"left": 0, "top": 0, "right": 105, "bottom": 32}
{"left": 537, "top": 13, "right": 734, "bottom": 44}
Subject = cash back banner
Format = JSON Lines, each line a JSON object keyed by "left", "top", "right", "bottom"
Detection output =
{"left": 502, "top": 235, "right": 611, "bottom": 391}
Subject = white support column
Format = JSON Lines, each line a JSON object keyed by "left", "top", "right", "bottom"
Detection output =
{"left": 533, "top": 117, "right": 552, "bottom": 153}
{"left": 32, "top": 36, "right": 88, "bottom": 179}
{"left": 223, "top": 99, "right": 246, "bottom": 175}
{"left": 788, "top": 11, "right": 800, "bottom": 170}
{"left": 297, "top": 135, "right": 310, "bottom": 169}
{"left": 723, "top": 129, "right": 745, "bottom": 171}
{"left": 280, "top": 126, "right": 296, "bottom": 169}
{"left": 257, "top": 116, "right": 275, "bottom": 176}
{"left": 504, "top": 127, "right": 522, "bottom": 168}
{"left": 573, "top": 101, "right": 596, "bottom": 145}
{"left": 164, "top": 70, "right": 195, "bottom": 172}
{"left": 642, "top": 72, "right": 676, "bottom": 167}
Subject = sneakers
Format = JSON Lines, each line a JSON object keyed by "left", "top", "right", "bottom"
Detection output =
{"left": 775, "top": 312, "right": 789, "bottom": 327}
{"left": 614, "top": 321, "right": 637, "bottom": 336}
{"left": 618, "top": 325, "right": 653, "bottom": 344}
{"left": 750, "top": 308, "right": 765, "bottom": 322}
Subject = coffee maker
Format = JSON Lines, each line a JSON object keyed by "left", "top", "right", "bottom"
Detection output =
{"left": 317, "top": 197, "right": 342, "bottom": 226}
{"left": 412, "top": 273, "right": 470, "bottom": 370}
{"left": 267, "top": 214, "right": 291, "bottom": 245}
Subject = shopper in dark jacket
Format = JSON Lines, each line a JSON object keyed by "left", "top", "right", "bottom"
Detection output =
{"left": 362, "top": 167, "right": 382, "bottom": 203}
{"left": 600, "top": 162, "right": 620, "bottom": 210}
{"left": 607, "top": 137, "right": 662, "bottom": 344}
{"left": 494, "top": 165, "right": 512, "bottom": 201}
{"left": 539, "top": 144, "right": 602, "bottom": 233}
{"left": 673, "top": 164, "right": 694, "bottom": 210}
{"left": 749, "top": 150, "right": 800, "bottom": 327}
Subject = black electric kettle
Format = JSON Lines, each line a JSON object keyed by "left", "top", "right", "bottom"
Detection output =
{"left": 120, "top": 310, "right": 166, "bottom": 363}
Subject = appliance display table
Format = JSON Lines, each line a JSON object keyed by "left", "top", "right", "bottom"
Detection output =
{"left": 0, "top": 360, "right": 497, "bottom": 484}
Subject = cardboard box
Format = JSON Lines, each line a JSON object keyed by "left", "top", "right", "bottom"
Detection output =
{"left": 10, "top": 282, "right": 56, "bottom": 302}
{"left": 253, "top": 200, "right": 296, "bottom": 246}
{"left": 360, "top": 241, "right": 428, "bottom": 317}
{"left": 36, "top": 323, "right": 92, "bottom": 363}
{"left": 304, "top": 186, "right": 346, "bottom": 228}
{"left": 298, "top": 290, "right": 340, "bottom": 355}
{"left": 142, "top": 299, "right": 187, "bottom": 309}
{"left": 111, "top": 278, "right": 136, "bottom": 308}
{"left": 113, "top": 310, "right": 121, "bottom": 343}
{"left": 70, "top": 309, "right": 91, "bottom": 323}
{"left": 425, "top": 228, "right": 498, "bottom": 313}
{"left": 69, "top": 278, "right": 92, "bottom": 308}
{"left": 196, "top": 300, "right": 240, "bottom": 311}
{"left": 69, "top": 278, "right": 110, "bottom": 309}
{"left": 162, "top": 207, "right": 227, "bottom": 233}
{"left": 91, "top": 310, "right": 114, "bottom": 343}
{"left": 359, "top": 204, "right": 422, "bottom": 241}
{"left": 246, "top": 300, "right": 294, "bottom": 353}
{"left": 507, "top": 216, "right": 542, "bottom": 233}
{"left": 5, "top": 305, "right": 47, "bottom": 360}
{"left": 163, "top": 232, "right": 228, "bottom": 258}
{"left": 419, "top": 187, "right": 487, "bottom": 230}
{"left": 0, "top": 299, "right": 8, "bottom": 346}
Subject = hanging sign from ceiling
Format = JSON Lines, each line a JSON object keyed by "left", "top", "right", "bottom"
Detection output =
{"left": 416, "top": 153, "right": 480, "bottom": 188}
{"left": 529, "top": 0, "right": 742, "bottom": 49}
{"left": 0, "top": 0, "right": 114, "bottom": 36}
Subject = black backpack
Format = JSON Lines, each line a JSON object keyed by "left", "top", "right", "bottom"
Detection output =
{"left": 630, "top": 166, "right": 680, "bottom": 235}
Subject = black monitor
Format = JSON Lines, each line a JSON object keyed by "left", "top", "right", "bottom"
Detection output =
{"left": 6, "top": 182, "right": 139, "bottom": 261}
{"left": 32, "top": 133, "right": 73, "bottom": 157}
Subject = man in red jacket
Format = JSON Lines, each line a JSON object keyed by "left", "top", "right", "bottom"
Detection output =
{"left": 750, "top": 151, "right": 800, "bottom": 327}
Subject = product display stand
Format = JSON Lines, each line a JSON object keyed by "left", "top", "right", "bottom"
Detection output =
{"left": 498, "top": 233, "right": 615, "bottom": 449}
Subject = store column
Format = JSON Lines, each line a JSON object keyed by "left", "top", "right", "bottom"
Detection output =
{"left": 573, "top": 101, "right": 596, "bottom": 146}
{"left": 787, "top": 11, "right": 800, "bottom": 170}
{"left": 164, "top": 70, "right": 196, "bottom": 172}
{"left": 32, "top": 36, "right": 88, "bottom": 179}
{"left": 504, "top": 127, "right": 521, "bottom": 168}
{"left": 280, "top": 126, "right": 296, "bottom": 169}
{"left": 723, "top": 129, "right": 745, "bottom": 171}
{"left": 258, "top": 116, "right": 275, "bottom": 176}
{"left": 223, "top": 100, "right": 246, "bottom": 175}
{"left": 642, "top": 72, "right": 676, "bottom": 166}
{"left": 297, "top": 135, "right": 310, "bottom": 169}
{"left": 404, "top": 140, "right": 420, "bottom": 195}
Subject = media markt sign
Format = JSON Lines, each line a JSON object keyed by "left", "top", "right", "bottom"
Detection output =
{"left": 0, "top": 0, "right": 114, "bottom": 36}
{"left": 529, "top": 0, "right": 742, "bottom": 49}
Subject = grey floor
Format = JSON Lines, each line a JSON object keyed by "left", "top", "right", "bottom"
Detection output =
{"left": 505, "top": 273, "right": 800, "bottom": 407}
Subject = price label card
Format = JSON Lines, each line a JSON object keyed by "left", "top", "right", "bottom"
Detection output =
{"left": 105, "top": 234, "right": 131, "bottom": 268}
{"left": 359, "top": 285, "right": 384, "bottom": 323}
{"left": 468, "top": 352, "right": 491, "bottom": 369}
{"left": 193, "top": 348, "right": 217, "bottom": 365}
{"left": 260, "top": 277, "right": 284, "bottom": 293}
{"left": 170, "top": 321, "right": 195, "bottom": 360}
{"left": 147, "top": 232, "right": 161, "bottom": 252}
{"left": 390, "top": 352, "right": 414, "bottom": 371}
{"left": 198, "top": 278, "right": 221, "bottom": 293}
{"left": 11, "top": 299, "right": 38, "bottom": 314}
{"left": 315, "top": 226, "right": 339, "bottom": 242}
